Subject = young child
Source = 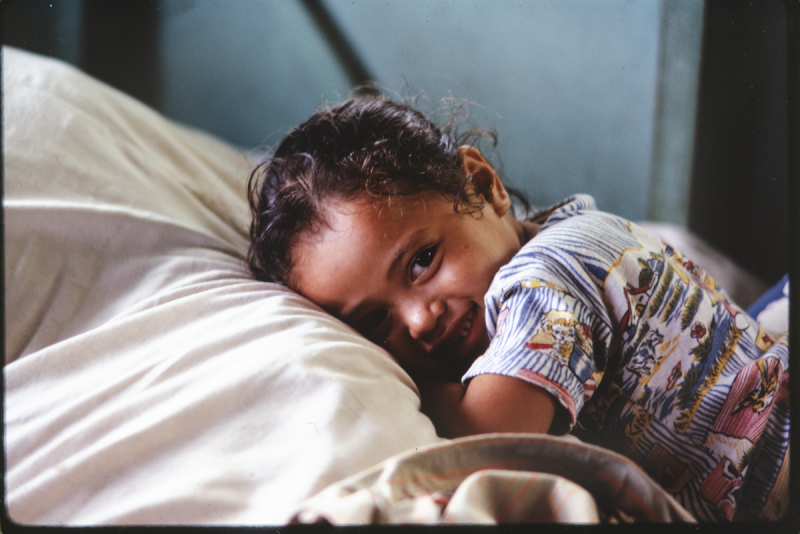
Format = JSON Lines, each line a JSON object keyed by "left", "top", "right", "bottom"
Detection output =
{"left": 247, "top": 96, "right": 789, "bottom": 522}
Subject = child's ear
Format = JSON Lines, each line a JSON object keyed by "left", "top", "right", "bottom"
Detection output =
{"left": 457, "top": 146, "right": 512, "bottom": 217}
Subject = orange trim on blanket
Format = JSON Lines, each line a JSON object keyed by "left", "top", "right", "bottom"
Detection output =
{"left": 545, "top": 482, "right": 583, "bottom": 522}
{"left": 529, "top": 474, "right": 561, "bottom": 522}
{"left": 497, "top": 472, "right": 542, "bottom": 522}
{"left": 489, "top": 471, "right": 521, "bottom": 518}
{"left": 387, "top": 458, "right": 543, "bottom": 492}
{"left": 595, "top": 468, "right": 661, "bottom": 521}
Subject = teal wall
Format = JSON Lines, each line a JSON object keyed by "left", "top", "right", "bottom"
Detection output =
{"left": 319, "top": 0, "right": 661, "bottom": 219}
{"left": 159, "top": 0, "right": 351, "bottom": 152}
{"left": 4, "top": 0, "right": 702, "bottom": 225}
{"left": 158, "top": 0, "right": 699, "bottom": 222}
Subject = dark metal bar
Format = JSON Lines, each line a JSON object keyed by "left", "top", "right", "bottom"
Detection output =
{"left": 299, "top": 0, "right": 378, "bottom": 95}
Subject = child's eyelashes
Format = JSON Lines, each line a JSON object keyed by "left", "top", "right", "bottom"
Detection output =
{"left": 352, "top": 245, "right": 436, "bottom": 341}
{"left": 410, "top": 246, "right": 437, "bottom": 281}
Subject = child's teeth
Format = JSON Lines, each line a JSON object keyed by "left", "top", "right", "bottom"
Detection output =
{"left": 450, "top": 309, "right": 476, "bottom": 350}
{"left": 458, "top": 310, "right": 474, "bottom": 340}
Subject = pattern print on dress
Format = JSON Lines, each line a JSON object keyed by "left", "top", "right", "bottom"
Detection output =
{"left": 463, "top": 195, "right": 790, "bottom": 522}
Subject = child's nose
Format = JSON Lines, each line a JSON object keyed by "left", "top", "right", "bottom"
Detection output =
{"left": 405, "top": 298, "right": 445, "bottom": 341}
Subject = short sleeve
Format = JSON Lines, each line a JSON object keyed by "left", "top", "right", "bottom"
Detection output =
{"left": 463, "top": 283, "right": 601, "bottom": 429}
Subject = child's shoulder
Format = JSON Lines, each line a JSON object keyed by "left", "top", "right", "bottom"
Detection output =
{"left": 530, "top": 194, "right": 633, "bottom": 242}
{"left": 492, "top": 195, "right": 648, "bottom": 290}
{"left": 530, "top": 194, "right": 598, "bottom": 227}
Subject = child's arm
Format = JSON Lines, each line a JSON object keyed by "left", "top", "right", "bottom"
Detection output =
{"left": 418, "top": 374, "right": 558, "bottom": 439}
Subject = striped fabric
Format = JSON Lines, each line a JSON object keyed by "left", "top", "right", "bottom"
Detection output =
{"left": 463, "top": 196, "right": 790, "bottom": 522}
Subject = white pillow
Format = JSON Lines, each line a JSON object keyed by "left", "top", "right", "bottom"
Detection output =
{"left": 4, "top": 46, "right": 440, "bottom": 525}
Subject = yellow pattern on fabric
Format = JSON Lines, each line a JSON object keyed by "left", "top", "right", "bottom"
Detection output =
{"left": 674, "top": 324, "right": 743, "bottom": 434}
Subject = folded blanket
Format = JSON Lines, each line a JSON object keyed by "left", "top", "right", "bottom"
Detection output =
{"left": 292, "top": 434, "right": 696, "bottom": 524}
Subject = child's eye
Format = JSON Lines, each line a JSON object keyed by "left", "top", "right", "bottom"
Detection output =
{"left": 357, "top": 308, "right": 388, "bottom": 337}
{"left": 410, "top": 246, "right": 437, "bottom": 281}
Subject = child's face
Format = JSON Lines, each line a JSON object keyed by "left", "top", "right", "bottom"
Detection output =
{"left": 291, "top": 165, "right": 524, "bottom": 381}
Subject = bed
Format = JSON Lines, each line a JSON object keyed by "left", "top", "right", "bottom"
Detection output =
{"left": 4, "top": 46, "right": 786, "bottom": 525}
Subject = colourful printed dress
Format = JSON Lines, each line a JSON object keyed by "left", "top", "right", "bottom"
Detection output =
{"left": 463, "top": 195, "right": 790, "bottom": 521}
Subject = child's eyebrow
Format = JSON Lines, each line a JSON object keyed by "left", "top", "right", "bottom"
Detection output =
{"left": 388, "top": 228, "right": 428, "bottom": 277}
{"left": 340, "top": 227, "right": 429, "bottom": 322}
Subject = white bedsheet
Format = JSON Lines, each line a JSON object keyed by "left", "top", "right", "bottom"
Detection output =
{"left": 4, "top": 47, "right": 440, "bottom": 525}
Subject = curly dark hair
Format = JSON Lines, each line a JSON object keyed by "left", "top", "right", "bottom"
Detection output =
{"left": 247, "top": 96, "right": 529, "bottom": 285}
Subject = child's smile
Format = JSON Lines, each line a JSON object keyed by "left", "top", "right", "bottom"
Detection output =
{"left": 290, "top": 161, "right": 536, "bottom": 381}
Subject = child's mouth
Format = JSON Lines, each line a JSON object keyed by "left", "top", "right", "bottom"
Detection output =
{"left": 456, "top": 308, "right": 475, "bottom": 344}
{"left": 448, "top": 305, "right": 479, "bottom": 357}
{"left": 425, "top": 304, "right": 485, "bottom": 380}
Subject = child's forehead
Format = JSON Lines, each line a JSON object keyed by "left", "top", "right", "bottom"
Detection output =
{"left": 329, "top": 192, "right": 452, "bottom": 224}
{"left": 299, "top": 190, "right": 475, "bottom": 264}
{"left": 298, "top": 192, "right": 438, "bottom": 250}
